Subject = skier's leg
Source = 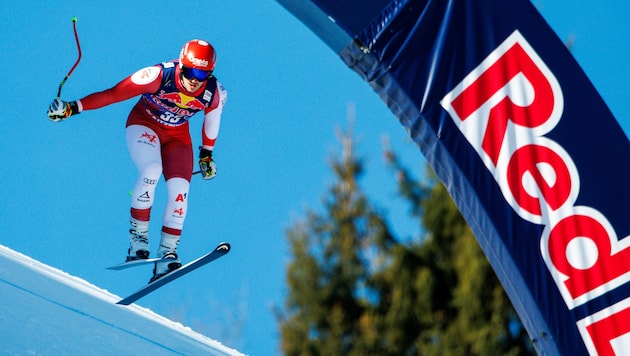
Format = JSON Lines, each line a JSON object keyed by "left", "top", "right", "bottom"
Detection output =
{"left": 125, "top": 124, "right": 162, "bottom": 259}
{"left": 152, "top": 177, "right": 190, "bottom": 280}
{"left": 153, "top": 136, "right": 192, "bottom": 279}
{"left": 161, "top": 177, "right": 190, "bottom": 235}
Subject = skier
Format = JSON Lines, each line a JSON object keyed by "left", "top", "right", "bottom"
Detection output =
{"left": 47, "top": 39, "right": 227, "bottom": 282}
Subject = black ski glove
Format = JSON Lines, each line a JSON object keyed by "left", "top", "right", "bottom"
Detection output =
{"left": 199, "top": 147, "right": 216, "bottom": 180}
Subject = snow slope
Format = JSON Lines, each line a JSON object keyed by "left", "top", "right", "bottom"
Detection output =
{"left": 0, "top": 244, "right": 243, "bottom": 355}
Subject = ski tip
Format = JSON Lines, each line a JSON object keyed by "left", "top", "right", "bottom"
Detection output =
{"left": 217, "top": 242, "right": 231, "bottom": 252}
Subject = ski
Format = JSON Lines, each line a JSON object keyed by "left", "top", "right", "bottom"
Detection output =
{"left": 116, "top": 242, "right": 231, "bottom": 305}
{"left": 107, "top": 257, "right": 167, "bottom": 270}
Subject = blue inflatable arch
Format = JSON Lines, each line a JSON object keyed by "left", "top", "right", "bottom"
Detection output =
{"left": 277, "top": 1, "right": 630, "bottom": 355}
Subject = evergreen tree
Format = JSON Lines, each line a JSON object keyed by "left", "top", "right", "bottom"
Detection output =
{"left": 278, "top": 130, "right": 533, "bottom": 355}
{"left": 384, "top": 147, "right": 533, "bottom": 355}
{"left": 280, "top": 128, "right": 394, "bottom": 355}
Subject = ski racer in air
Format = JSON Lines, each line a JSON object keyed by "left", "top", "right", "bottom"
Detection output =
{"left": 47, "top": 39, "right": 227, "bottom": 282}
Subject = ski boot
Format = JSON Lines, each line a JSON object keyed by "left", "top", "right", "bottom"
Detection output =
{"left": 127, "top": 218, "right": 150, "bottom": 261}
{"left": 150, "top": 232, "right": 182, "bottom": 283}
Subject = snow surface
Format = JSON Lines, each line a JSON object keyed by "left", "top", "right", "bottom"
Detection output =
{"left": 0, "top": 244, "right": 244, "bottom": 355}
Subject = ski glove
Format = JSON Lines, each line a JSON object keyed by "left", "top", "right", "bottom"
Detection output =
{"left": 48, "top": 98, "right": 79, "bottom": 122}
{"left": 199, "top": 147, "right": 217, "bottom": 180}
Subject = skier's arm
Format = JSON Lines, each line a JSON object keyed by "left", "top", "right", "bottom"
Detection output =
{"left": 78, "top": 66, "right": 163, "bottom": 111}
{"left": 48, "top": 66, "right": 162, "bottom": 122}
{"left": 201, "top": 81, "right": 227, "bottom": 150}
{"left": 198, "top": 82, "right": 227, "bottom": 180}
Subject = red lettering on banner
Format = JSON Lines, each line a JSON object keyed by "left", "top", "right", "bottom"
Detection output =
{"left": 450, "top": 43, "right": 555, "bottom": 164}
{"left": 441, "top": 30, "right": 567, "bottom": 225}
{"left": 441, "top": 30, "right": 630, "bottom": 353}
{"left": 507, "top": 144, "right": 572, "bottom": 216}
{"left": 578, "top": 298, "right": 630, "bottom": 355}
{"left": 546, "top": 212, "right": 630, "bottom": 299}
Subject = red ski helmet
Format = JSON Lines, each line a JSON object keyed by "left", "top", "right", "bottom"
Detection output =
{"left": 179, "top": 39, "right": 216, "bottom": 72}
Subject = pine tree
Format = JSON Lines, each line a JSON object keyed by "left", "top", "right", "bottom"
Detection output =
{"left": 383, "top": 144, "right": 533, "bottom": 355}
{"left": 278, "top": 128, "right": 534, "bottom": 355}
{"left": 280, "top": 126, "right": 394, "bottom": 355}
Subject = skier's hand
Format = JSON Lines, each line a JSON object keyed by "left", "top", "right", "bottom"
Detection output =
{"left": 199, "top": 147, "right": 216, "bottom": 180}
{"left": 48, "top": 98, "right": 79, "bottom": 122}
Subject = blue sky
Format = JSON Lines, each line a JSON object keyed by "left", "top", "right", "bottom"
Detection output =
{"left": 1, "top": 1, "right": 627, "bottom": 355}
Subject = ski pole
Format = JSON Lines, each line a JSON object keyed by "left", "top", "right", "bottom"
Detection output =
{"left": 56, "top": 16, "right": 82, "bottom": 98}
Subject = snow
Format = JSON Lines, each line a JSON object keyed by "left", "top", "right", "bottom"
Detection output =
{"left": 0, "top": 244, "right": 244, "bottom": 355}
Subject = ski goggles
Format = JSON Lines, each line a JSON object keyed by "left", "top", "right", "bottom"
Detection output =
{"left": 181, "top": 66, "right": 212, "bottom": 81}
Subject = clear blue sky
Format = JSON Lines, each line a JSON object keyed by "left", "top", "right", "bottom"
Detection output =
{"left": 1, "top": 1, "right": 627, "bottom": 355}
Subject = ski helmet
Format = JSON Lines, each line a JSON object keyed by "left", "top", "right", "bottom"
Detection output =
{"left": 179, "top": 39, "right": 216, "bottom": 72}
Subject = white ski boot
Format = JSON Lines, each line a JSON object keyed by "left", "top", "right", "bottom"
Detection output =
{"left": 127, "top": 218, "right": 150, "bottom": 261}
{"left": 150, "top": 232, "right": 182, "bottom": 283}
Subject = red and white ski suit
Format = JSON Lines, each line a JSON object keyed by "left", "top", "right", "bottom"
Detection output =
{"left": 77, "top": 60, "right": 227, "bottom": 236}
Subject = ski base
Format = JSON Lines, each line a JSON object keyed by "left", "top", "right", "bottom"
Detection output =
{"left": 116, "top": 242, "right": 231, "bottom": 305}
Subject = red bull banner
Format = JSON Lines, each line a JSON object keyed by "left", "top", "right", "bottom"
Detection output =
{"left": 277, "top": 0, "right": 630, "bottom": 354}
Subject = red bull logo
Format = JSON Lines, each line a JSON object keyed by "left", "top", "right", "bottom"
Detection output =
{"left": 441, "top": 30, "right": 630, "bottom": 354}
{"left": 158, "top": 92, "right": 206, "bottom": 111}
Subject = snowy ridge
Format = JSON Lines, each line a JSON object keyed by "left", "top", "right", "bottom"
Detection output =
{"left": 0, "top": 244, "right": 244, "bottom": 355}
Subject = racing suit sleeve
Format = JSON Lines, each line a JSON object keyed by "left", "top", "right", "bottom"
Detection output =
{"left": 201, "top": 81, "right": 227, "bottom": 150}
{"left": 77, "top": 66, "right": 163, "bottom": 111}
